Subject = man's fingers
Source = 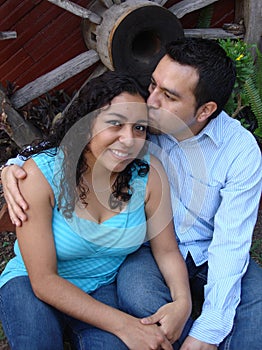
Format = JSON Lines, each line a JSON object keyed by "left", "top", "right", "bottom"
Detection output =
{"left": 6, "top": 183, "right": 28, "bottom": 211}
{"left": 7, "top": 200, "right": 27, "bottom": 226}
{"left": 160, "top": 337, "right": 173, "bottom": 350}
{"left": 5, "top": 181, "right": 28, "bottom": 221}
{"left": 8, "top": 164, "right": 27, "bottom": 178}
{"left": 2, "top": 165, "right": 29, "bottom": 224}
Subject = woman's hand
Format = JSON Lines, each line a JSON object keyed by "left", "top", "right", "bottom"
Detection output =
{"left": 1, "top": 164, "right": 28, "bottom": 226}
{"left": 141, "top": 299, "right": 191, "bottom": 343}
{"left": 118, "top": 316, "right": 173, "bottom": 350}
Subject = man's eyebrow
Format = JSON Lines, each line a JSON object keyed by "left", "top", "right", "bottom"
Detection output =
{"left": 151, "top": 75, "right": 181, "bottom": 98}
{"left": 107, "top": 113, "right": 127, "bottom": 120}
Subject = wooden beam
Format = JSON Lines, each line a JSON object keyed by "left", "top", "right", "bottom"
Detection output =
{"left": 0, "top": 31, "right": 17, "bottom": 40}
{"left": 47, "top": 0, "right": 102, "bottom": 24}
{"left": 0, "top": 89, "right": 42, "bottom": 148}
{"left": 184, "top": 28, "right": 244, "bottom": 40}
{"left": 168, "top": 0, "right": 219, "bottom": 19}
{"left": 61, "top": 64, "right": 108, "bottom": 118}
{"left": 11, "top": 50, "right": 100, "bottom": 109}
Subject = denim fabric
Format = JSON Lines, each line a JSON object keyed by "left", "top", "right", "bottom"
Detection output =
{"left": 117, "top": 246, "right": 262, "bottom": 349}
{"left": 117, "top": 246, "right": 193, "bottom": 349}
{"left": 0, "top": 276, "right": 128, "bottom": 350}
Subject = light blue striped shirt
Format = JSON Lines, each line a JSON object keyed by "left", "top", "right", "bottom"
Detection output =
{"left": 149, "top": 111, "right": 262, "bottom": 345}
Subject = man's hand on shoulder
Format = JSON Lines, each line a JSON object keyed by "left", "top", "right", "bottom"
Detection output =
{"left": 180, "top": 336, "right": 217, "bottom": 350}
{"left": 1, "top": 164, "right": 28, "bottom": 226}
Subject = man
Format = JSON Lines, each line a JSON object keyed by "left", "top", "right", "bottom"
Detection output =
{"left": 2, "top": 38, "right": 262, "bottom": 349}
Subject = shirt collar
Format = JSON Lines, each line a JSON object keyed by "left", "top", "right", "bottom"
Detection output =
{"left": 151, "top": 111, "right": 228, "bottom": 147}
{"left": 198, "top": 110, "right": 229, "bottom": 147}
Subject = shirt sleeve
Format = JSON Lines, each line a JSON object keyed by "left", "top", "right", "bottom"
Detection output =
{"left": 5, "top": 155, "right": 26, "bottom": 167}
{"left": 189, "top": 140, "right": 262, "bottom": 345}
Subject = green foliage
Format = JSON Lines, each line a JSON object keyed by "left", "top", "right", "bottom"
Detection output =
{"left": 219, "top": 39, "right": 262, "bottom": 141}
{"left": 243, "top": 47, "right": 262, "bottom": 140}
{"left": 256, "top": 47, "right": 262, "bottom": 102}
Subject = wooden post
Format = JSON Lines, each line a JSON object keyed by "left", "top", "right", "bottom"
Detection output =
{"left": 235, "top": 0, "right": 262, "bottom": 48}
{"left": 0, "top": 89, "right": 42, "bottom": 148}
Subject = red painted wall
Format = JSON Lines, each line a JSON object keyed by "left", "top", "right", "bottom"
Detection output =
{"left": 0, "top": 0, "right": 235, "bottom": 99}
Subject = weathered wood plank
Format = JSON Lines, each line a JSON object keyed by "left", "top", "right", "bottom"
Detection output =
{"left": 11, "top": 50, "right": 100, "bottom": 109}
{"left": 47, "top": 0, "right": 102, "bottom": 24}
{"left": 152, "top": 0, "right": 169, "bottom": 5}
{"left": 235, "top": 0, "right": 262, "bottom": 47}
{"left": 0, "top": 31, "right": 17, "bottom": 40}
{"left": 0, "top": 89, "right": 42, "bottom": 148}
{"left": 100, "top": 0, "right": 113, "bottom": 8}
{"left": 184, "top": 28, "right": 244, "bottom": 40}
{"left": 168, "top": 0, "right": 219, "bottom": 19}
{"left": 61, "top": 64, "right": 108, "bottom": 118}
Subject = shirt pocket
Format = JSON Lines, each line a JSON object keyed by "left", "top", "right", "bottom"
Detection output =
{"left": 180, "top": 175, "right": 222, "bottom": 221}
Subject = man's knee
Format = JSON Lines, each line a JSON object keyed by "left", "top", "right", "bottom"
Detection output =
{"left": 117, "top": 246, "right": 172, "bottom": 317}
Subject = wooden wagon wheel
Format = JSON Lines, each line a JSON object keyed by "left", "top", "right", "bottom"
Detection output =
{"left": 1, "top": 0, "right": 245, "bottom": 150}
{"left": 10, "top": 0, "right": 243, "bottom": 111}
{"left": 81, "top": 0, "right": 184, "bottom": 87}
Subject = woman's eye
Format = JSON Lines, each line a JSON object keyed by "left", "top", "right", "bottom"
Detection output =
{"left": 135, "top": 125, "right": 147, "bottom": 132}
{"left": 108, "top": 120, "right": 121, "bottom": 126}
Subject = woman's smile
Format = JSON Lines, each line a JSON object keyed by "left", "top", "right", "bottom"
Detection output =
{"left": 110, "top": 148, "right": 130, "bottom": 159}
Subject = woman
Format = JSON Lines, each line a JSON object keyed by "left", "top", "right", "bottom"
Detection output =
{"left": 0, "top": 71, "right": 191, "bottom": 349}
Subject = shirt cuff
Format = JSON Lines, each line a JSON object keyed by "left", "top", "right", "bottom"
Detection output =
{"left": 189, "top": 307, "right": 236, "bottom": 346}
{"left": 6, "top": 156, "right": 25, "bottom": 167}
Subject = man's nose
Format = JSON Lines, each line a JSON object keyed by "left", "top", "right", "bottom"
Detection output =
{"left": 147, "top": 88, "right": 160, "bottom": 109}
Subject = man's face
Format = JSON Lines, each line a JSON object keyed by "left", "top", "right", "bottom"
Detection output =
{"left": 147, "top": 55, "right": 204, "bottom": 140}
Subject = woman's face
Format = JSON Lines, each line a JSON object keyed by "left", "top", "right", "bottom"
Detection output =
{"left": 88, "top": 92, "right": 148, "bottom": 173}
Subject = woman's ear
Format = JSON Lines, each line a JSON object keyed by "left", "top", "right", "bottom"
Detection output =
{"left": 196, "top": 102, "right": 217, "bottom": 122}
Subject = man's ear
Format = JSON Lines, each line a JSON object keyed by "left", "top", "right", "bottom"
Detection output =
{"left": 196, "top": 102, "right": 217, "bottom": 122}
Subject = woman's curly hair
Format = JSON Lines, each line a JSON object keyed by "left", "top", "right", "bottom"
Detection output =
{"left": 21, "top": 71, "right": 149, "bottom": 218}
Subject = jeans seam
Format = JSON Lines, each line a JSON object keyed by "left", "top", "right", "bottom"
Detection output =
{"left": 70, "top": 327, "right": 85, "bottom": 350}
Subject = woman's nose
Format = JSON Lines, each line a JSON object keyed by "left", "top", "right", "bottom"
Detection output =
{"left": 119, "top": 127, "right": 135, "bottom": 147}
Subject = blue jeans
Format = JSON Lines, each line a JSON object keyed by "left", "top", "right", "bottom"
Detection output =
{"left": 0, "top": 276, "right": 128, "bottom": 350}
{"left": 117, "top": 245, "right": 262, "bottom": 350}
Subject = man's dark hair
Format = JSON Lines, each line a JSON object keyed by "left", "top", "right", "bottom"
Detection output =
{"left": 166, "top": 38, "right": 236, "bottom": 118}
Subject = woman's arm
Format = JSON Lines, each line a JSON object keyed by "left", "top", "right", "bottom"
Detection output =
{"left": 16, "top": 158, "right": 173, "bottom": 350}
{"left": 144, "top": 156, "right": 192, "bottom": 343}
